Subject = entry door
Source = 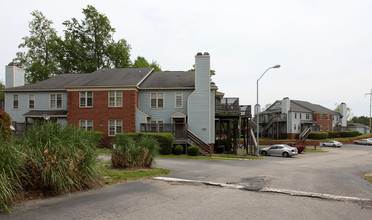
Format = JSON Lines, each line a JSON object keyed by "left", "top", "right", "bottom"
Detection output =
{"left": 174, "top": 118, "right": 185, "bottom": 138}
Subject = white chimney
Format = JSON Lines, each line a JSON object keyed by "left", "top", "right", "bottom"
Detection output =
{"left": 5, "top": 64, "right": 25, "bottom": 88}
{"left": 340, "top": 102, "right": 347, "bottom": 126}
{"left": 281, "top": 97, "right": 290, "bottom": 114}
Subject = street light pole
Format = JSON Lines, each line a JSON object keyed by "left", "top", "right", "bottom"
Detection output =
{"left": 256, "top": 65, "right": 280, "bottom": 156}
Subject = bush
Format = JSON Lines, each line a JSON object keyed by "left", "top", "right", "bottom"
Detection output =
{"left": 0, "top": 142, "right": 24, "bottom": 213}
{"left": 112, "top": 134, "right": 159, "bottom": 168}
{"left": 308, "top": 132, "right": 328, "bottom": 139}
{"left": 0, "top": 110, "right": 12, "bottom": 142}
{"left": 340, "top": 131, "right": 360, "bottom": 137}
{"left": 18, "top": 122, "right": 101, "bottom": 194}
{"left": 327, "top": 132, "right": 341, "bottom": 138}
{"left": 173, "top": 145, "right": 183, "bottom": 155}
{"left": 88, "top": 131, "right": 104, "bottom": 147}
{"left": 118, "top": 133, "right": 174, "bottom": 155}
{"left": 187, "top": 146, "right": 199, "bottom": 156}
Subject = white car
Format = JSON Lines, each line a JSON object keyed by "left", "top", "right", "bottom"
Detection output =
{"left": 353, "top": 139, "right": 372, "bottom": 145}
{"left": 322, "top": 141, "right": 342, "bottom": 148}
{"left": 260, "top": 144, "right": 298, "bottom": 157}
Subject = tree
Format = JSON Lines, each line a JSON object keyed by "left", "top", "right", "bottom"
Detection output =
{"left": 132, "top": 56, "right": 162, "bottom": 72}
{"left": 61, "top": 5, "right": 133, "bottom": 73}
{"left": 350, "top": 116, "right": 371, "bottom": 128}
{"left": 0, "top": 81, "right": 4, "bottom": 100}
{"left": 13, "top": 10, "right": 60, "bottom": 83}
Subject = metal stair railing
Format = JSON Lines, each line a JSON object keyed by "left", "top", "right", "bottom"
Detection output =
{"left": 186, "top": 130, "right": 212, "bottom": 157}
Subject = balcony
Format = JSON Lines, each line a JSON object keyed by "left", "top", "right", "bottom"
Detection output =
{"left": 216, "top": 98, "right": 240, "bottom": 117}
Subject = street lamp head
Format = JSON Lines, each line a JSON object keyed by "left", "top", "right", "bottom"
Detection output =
{"left": 272, "top": 65, "right": 281, "bottom": 68}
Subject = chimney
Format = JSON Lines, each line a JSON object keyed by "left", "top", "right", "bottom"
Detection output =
{"left": 6, "top": 63, "right": 25, "bottom": 88}
{"left": 281, "top": 97, "right": 290, "bottom": 114}
{"left": 194, "top": 52, "right": 210, "bottom": 90}
{"left": 340, "top": 103, "right": 347, "bottom": 126}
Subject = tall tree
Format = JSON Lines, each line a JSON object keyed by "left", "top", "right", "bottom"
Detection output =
{"left": 334, "top": 103, "right": 353, "bottom": 122}
{"left": 62, "top": 5, "right": 131, "bottom": 73}
{"left": 13, "top": 11, "right": 60, "bottom": 83}
{"left": 0, "top": 81, "right": 4, "bottom": 100}
{"left": 132, "top": 56, "right": 162, "bottom": 72}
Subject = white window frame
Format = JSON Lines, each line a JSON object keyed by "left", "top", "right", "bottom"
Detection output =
{"left": 175, "top": 92, "right": 183, "bottom": 108}
{"left": 306, "top": 113, "right": 310, "bottom": 119}
{"left": 319, "top": 125, "right": 323, "bottom": 131}
{"left": 108, "top": 91, "right": 122, "bottom": 107}
{"left": 320, "top": 114, "right": 323, "bottom": 120}
{"left": 150, "top": 92, "right": 164, "bottom": 109}
{"left": 326, "top": 124, "right": 330, "bottom": 131}
{"left": 80, "top": 119, "right": 93, "bottom": 131}
{"left": 13, "top": 94, "right": 19, "bottom": 109}
{"left": 108, "top": 119, "right": 123, "bottom": 136}
{"left": 294, "top": 124, "right": 297, "bottom": 130}
{"left": 294, "top": 113, "right": 297, "bottom": 119}
{"left": 50, "top": 93, "right": 63, "bottom": 109}
{"left": 80, "top": 91, "right": 93, "bottom": 108}
{"left": 29, "top": 94, "right": 35, "bottom": 109}
{"left": 327, "top": 114, "right": 330, "bottom": 120}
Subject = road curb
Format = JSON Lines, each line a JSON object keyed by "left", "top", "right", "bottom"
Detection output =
{"left": 154, "top": 177, "right": 372, "bottom": 204}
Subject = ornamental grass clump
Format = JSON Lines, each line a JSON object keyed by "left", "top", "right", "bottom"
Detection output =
{"left": 0, "top": 141, "right": 24, "bottom": 213}
{"left": 112, "top": 134, "right": 159, "bottom": 168}
{"left": 18, "top": 122, "right": 101, "bottom": 195}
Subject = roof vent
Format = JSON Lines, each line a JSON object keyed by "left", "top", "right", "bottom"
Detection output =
{"left": 203, "top": 52, "right": 209, "bottom": 55}
{"left": 196, "top": 52, "right": 202, "bottom": 56}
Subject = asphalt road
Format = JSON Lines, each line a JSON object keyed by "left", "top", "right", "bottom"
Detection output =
{"left": 1, "top": 144, "right": 372, "bottom": 220}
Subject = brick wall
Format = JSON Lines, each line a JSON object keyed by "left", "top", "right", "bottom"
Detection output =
{"left": 313, "top": 113, "right": 333, "bottom": 132}
{"left": 67, "top": 90, "right": 138, "bottom": 146}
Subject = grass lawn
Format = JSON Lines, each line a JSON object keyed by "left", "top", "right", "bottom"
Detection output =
{"left": 304, "top": 148, "right": 328, "bottom": 153}
{"left": 363, "top": 172, "right": 372, "bottom": 184}
{"left": 99, "top": 162, "right": 170, "bottom": 184}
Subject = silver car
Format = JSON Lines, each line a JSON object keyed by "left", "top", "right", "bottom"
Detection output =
{"left": 353, "top": 139, "right": 372, "bottom": 145}
{"left": 260, "top": 144, "right": 298, "bottom": 157}
{"left": 322, "top": 141, "right": 342, "bottom": 148}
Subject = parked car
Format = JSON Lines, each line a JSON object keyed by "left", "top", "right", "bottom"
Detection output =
{"left": 322, "top": 141, "right": 342, "bottom": 148}
{"left": 285, "top": 142, "right": 306, "bottom": 154}
{"left": 353, "top": 139, "right": 372, "bottom": 145}
{"left": 260, "top": 144, "right": 298, "bottom": 157}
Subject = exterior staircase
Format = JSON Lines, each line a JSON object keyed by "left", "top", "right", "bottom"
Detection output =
{"left": 187, "top": 130, "right": 212, "bottom": 157}
{"left": 299, "top": 127, "right": 311, "bottom": 140}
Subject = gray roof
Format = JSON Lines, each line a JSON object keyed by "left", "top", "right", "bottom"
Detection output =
{"left": 348, "top": 123, "right": 371, "bottom": 129}
{"left": 139, "top": 71, "right": 195, "bottom": 88}
{"left": 24, "top": 110, "right": 67, "bottom": 117}
{"left": 290, "top": 100, "right": 338, "bottom": 114}
{"left": 5, "top": 68, "right": 153, "bottom": 91}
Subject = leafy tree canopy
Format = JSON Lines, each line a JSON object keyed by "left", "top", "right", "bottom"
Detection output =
{"left": 132, "top": 56, "right": 162, "bottom": 72}
{"left": 13, "top": 5, "right": 160, "bottom": 83}
{"left": 334, "top": 103, "right": 353, "bottom": 121}
{"left": 188, "top": 64, "right": 215, "bottom": 77}
{"left": 0, "top": 81, "right": 4, "bottom": 100}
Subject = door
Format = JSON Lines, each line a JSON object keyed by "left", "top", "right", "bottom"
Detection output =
{"left": 174, "top": 118, "right": 185, "bottom": 138}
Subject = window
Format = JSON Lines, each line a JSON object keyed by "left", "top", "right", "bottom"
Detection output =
{"left": 294, "top": 113, "right": 297, "bottom": 119}
{"left": 80, "top": 91, "right": 93, "bottom": 107}
{"left": 80, "top": 120, "right": 93, "bottom": 131}
{"left": 109, "top": 119, "right": 122, "bottom": 136}
{"left": 175, "top": 92, "right": 183, "bottom": 108}
{"left": 320, "top": 114, "right": 323, "bottom": 120}
{"left": 13, "top": 94, "right": 19, "bottom": 109}
{"left": 29, "top": 94, "right": 35, "bottom": 109}
{"left": 108, "top": 91, "right": 122, "bottom": 107}
{"left": 306, "top": 113, "right": 310, "bottom": 119}
{"left": 319, "top": 125, "right": 323, "bottom": 131}
{"left": 300, "top": 113, "right": 302, "bottom": 119}
{"left": 50, "top": 94, "right": 62, "bottom": 109}
{"left": 327, "top": 114, "right": 330, "bottom": 120}
{"left": 294, "top": 124, "right": 297, "bottom": 130}
{"left": 150, "top": 120, "right": 164, "bottom": 132}
{"left": 151, "top": 92, "right": 164, "bottom": 109}
{"left": 326, "top": 125, "right": 330, "bottom": 131}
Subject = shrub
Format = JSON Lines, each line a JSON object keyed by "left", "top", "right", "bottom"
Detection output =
{"left": 187, "top": 146, "right": 199, "bottom": 156}
{"left": 0, "top": 110, "right": 12, "bottom": 142}
{"left": 173, "top": 145, "right": 183, "bottom": 155}
{"left": 112, "top": 134, "right": 159, "bottom": 168}
{"left": 327, "top": 132, "right": 341, "bottom": 138}
{"left": 118, "top": 133, "right": 174, "bottom": 155}
{"left": 308, "top": 132, "right": 328, "bottom": 139}
{"left": 18, "top": 122, "right": 101, "bottom": 194}
{"left": 0, "top": 142, "right": 24, "bottom": 213}
{"left": 340, "top": 131, "right": 360, "bottom": 137}
{"left": 88, "top": 131, "right": 104, "bottom": 147}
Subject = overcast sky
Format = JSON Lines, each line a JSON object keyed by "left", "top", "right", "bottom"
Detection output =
{"left": 1, "top": 0, "right": 371, "bottom": 117}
